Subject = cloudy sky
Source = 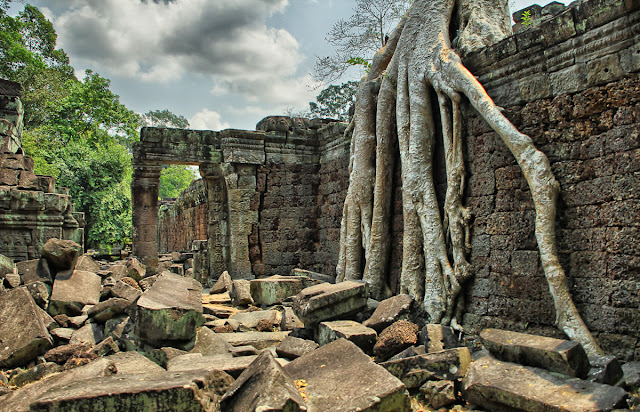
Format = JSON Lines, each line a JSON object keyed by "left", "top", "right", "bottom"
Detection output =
{"left": 13, "top": 0, "right": 565, "bottom": 130}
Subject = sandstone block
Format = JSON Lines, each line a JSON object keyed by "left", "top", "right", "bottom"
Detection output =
{"left": 281, "top": 306, "right": 304, "bottom": 330}
{"left": 104, "top": 351, "right": 165, "bottom": 375}
{"left": 16, "top": 258, "right": 51, "bottom": 284}
{"left": 230, "top": 279, "right": 254, "bottom": 306}
{"left": 230, "top": 309, "right": 281, "bottom": 330}
{"left": 290, "top": 267, "right": 335, "bottom": 283}
{"left": 0, "top": 287, "right": 53, "bottom": 367}
{"left": 292, "top": 281, "right": 368, "bottom": 325}
{"left": 220, "top": 350, "right": 306, "bottom": 412}
{"left": 125, "top": 257, "right": 146, "bottom": 281}
{"left": 145, "top": 347, "right": 187, "bottom": 368}
{"left": 318, "top": 320, "right": 377, "bottom": 353}
{"left": 41, "top": 238, "right": 81, "bottom": 271}
{"left": 587, "top": 355, "right": 624, "bottom": 385}
{"left": 276, "top": 336, "right": 319, "bottom": 360}
{"left": 110, "top": 279, "right": 142, "bottom": 303}
{"left": 419, "top": 380, "right": 457, "bottom": 409}
{"left": 250, "top": 275, "right": 308, "bottom": 305}
{"left": 190, "top": 326, "right": 233, "bottom": 357}
{"left": 463, "top": 355, "right": 628, "bottom": 412}
{"left": 481, "top": 328, "right": 591, "bottom": 378}
{"left": 133, "top": 272, "right": 203, "bottom": 346}
{"left": 284, "top": 338, "right": 410, "bottom": 411}
{"left": 218, "top": 331, "right": 290, "bottom": 350}
{"left": 74, "top": 255, "right": 100, "bottom": 273}
{"left": 48, "top": 270, "right": 101, "bottom": 316}
{"left": 167, "top": 353, "right": 266, "bottom": 378}
{"left": 86, "top": 298, "right": 130, "bottom": 323}
{"left": 25, "top": 281, "right": 49, "bottom": 309}
{"left": 373, "top": 320, "right": 419, "bottom": 361}
{"left": 363, "top": 293, "right": 413, "bottom": 332}
{"left": 381, "top": 347, "right": 471, "bottom": 389}
{"left": 209, "top": 270, "right": 232, "bottom": 294}
{"left": 9, "top": 362, "right": 62, "bottom": 388}
{"left": 70, "top": 322, "right": 104, "bottom": 346}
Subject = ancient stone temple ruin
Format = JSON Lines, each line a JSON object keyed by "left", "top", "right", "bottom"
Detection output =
{"left": 0, "top": 79, "right": 83, "bottom": 261}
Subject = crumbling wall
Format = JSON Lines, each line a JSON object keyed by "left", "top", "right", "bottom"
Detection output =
{"left": 158, "top": 178, "right": 207, "bottom": 253}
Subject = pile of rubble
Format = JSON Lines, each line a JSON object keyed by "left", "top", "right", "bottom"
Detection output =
{"left": 0, "top": 241, "right": 638, "bottom": 411}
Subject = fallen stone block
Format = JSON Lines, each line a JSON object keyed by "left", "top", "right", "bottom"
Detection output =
{"left": 463, "top": 355, "right": 629, "bottom": 412}
{"left": 218, "top": 331, "right": 290, "bottom": 350}
{"left": 105, "top": 351, "right": 165, "bottom": 375}
{"left": 70, "top": 322, "right": 104, "bottom": 346}
{"left": 202, "top": 302, "right": 237, "bottom": 318}
{"left": 292, "top": 281, "right": 368, "bottom": 325}
{"left": 125, "top": 257, "right": 146, "bottom": 282}
{"left": 202, "top": 291, "right": 231, "bottom": 305}
{"left": 276, "top": 336, "right": 319, "bottom": 360}
{"left": 29, "top": 369, "right": 234, "bottom": 412}
{"left": 9, "top": 362, "right": 62, "bottom": 388}
{"left": 138, "top": 274, "right": 158, "bottom": 291}
{"left": 0, "top": 253, "right": 14, "bottom": 277}
{"left": 420, "top": 380, "right": 457, "bottom": 409}
{"left": 318, "top": 320, "right": 377, "bottom": 353}
{"left": 25, "top": 281, "right": 50, "bottom": 309}
{"left": 622, "top": 361, "right": 640, "bottom": 391}
{"left": 230, "top": 345, "right": 259, "bottom": 357}
{"left": 373, "top": 320, "right": 419, "bottom": 361}
{"left": 51, "top": 328, "right": 74, "bottom": 341}
{"left": 41, "top": 238, "right": 81, "bottom": 271}
{"left": 388, "top": 345, "right": 426, "bottom": 361}
{"left": 3, "top": 270, "right": 20, "bottom": 288}
{"left": 88, "top": 336, "right": 119, "bottom": 358}
{"left": 145, "top": 347, "right": 187, "bottom": 368}
{"left": 74, "top": 255, "right": 100, "bottom": 273}
{"left": 43, "top": 344, "right": 90, "bottom": 365}
{"left": 209, "top": 271, "right": 233, "bottom": 294}
{"left": 133, "top": 271, "right": 204, "bottom": 346}
{"left": 587, "top": 355, "right": 624, "bottom": 385}
{"left": 230, "top": 279, "right": 254, "bottom": 306}
{"left": 48, "top": 270, "right": 102, "bottom": 316}
{"left": 87, "top": 297, "right": 130, "bottom": 323}
{"left": 419, "top": 324, "right": 464, "bottom": 353}
{"left": 110, "top": 279, "right": 142, "bottom": 302}
{"left": 281, "top": 306, "right": 304, "bottom": 330}
{"left": 220, "top": 350, "right": 306, "bottom": 412}
{"left": 230, "top": 309, "right": 281, "bottom": 330}
{"left": 250, "top": 275, "right": 309, "bottom": 305}
{"left": 0, "top": 287, "right": 53, "bottom": 367}
{"left": 290, "top": 267, "right": 335, "bottom": 284}
{"left": 167, "top": 353, "right": 265, "bottom": 378}
{"left": 481, "top": 328, "right": 590, "bottom": 378}
{"left": 363, "top": 293, "right": 413, "bottom": 332}
{"left": 284, "top": 338, "right": 410, "bottom": 411}
{"left": 16, "top": 258, "right": 51, "bottom": 284}
{"left": 190, "top": 326, "right": 233, "bottom": 357}
{"left": 105, "top": 316, "right": 138, "bottom": 351}
{"left": 380, "top": 347, "right": 471, "bottom": 389}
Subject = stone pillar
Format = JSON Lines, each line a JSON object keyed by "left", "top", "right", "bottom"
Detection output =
{"left": 199, "top": 163, "right": 228, "bottom": 281}
{"left": 131, "top": 161, "right": 162, "bottom": 273}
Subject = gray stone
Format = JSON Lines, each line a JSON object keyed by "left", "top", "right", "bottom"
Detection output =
{"left": 210, "top": 270, "right": 232, "bottom": 294}
{"left": 230, "top": 309, "right": 281, "bottom": 330}
{"left": 88, "top": 336, "right": 119, "bottom": 358}
{"left": 381, "top": 347, "right": 471, "bottom": 389}
{"left": 281, "top": 306, "right": 304, "bottom": 330}
{"left": 0, "top": 287, "right": 53, "bottom": 367}
{"left": 292, "top": 281, "right": 368, "bottom": 325}
{"left": 51, "top": 328, "right": 74, "bottom": 341}
{"left": 284, "top": 338, "right": 410, "bottom": 411}
{"left": 587, "top": 355, "right": 624, "bottom": 385}
{"left": 25, "top": 281, "right": 50, "bottom": 309}
{"left": 167, "top": 353, "right": 267, "bottom": 378}
{"left": 105, "top": 316, "right": 138, "bottom": 351}
{"left": 276, "top": 336, "right": 319, "bottom": 360}
{"left": 29, "top": 369, "right": 234, "bottom": 412}
{"left": 190, "top": 326, "right": 233, "bottom": 357}
{"left": 3, "top": 271, "right": 20, "bottom": 288}
{"left": 86, "top": 297, "right": 130, "bottom": 323}
{"left": 0, "top": 253, "right": 14, "bottom": 277}
{"left": 70, "top": 322, "right": 104, "bottom": 346}
{"left": 363, "top": 293, "right": 413, "bottom": 332}
{"left": 145, "top": 347, "right": 187, "bottom": 368}
{"left": 220, "top": 350, "right": 306, "bottom": 412}
{"left": 67, "top": 314, "right": 88, "bottom": 328}
{"left": 74, "top": 255, "right": 100, "bottom": 273}
{"left": 41, "top": 238, "right": 81, "bottom": 271}
{"left": 125, "top": 257, "right": 146, "bottom": 281}
{"left": 388, "top": 345, "right": 426, "bottom": 362}
{"left": 317, "top": 320, "right": 377, "bottom": 353}
{"left": 8, "top": 362, "right": 62, "bottom": 388}
{"left": 481, "top": 328, "right": 591, "bottom": 378}
{"left": 110, "top": 279, "right": 142, "bottom": 302}
{"left": 290, "top": 267, "right": 335, "bottom": 284}
{"left": 250, "top": 275, "right": 308, "bottom": 305}
{"left": 463, "top": 355, "right": 629, "bottom": 412}
{"left": 202, "top": 302, "right": 237, "bottom": 318}
{"left": 230, "top": 279, "right": 254, "bottom": 306}
{"left": 623, "top": 361, "right": 640, "bottom": 390}
{"left": 16, "top": 258, "right": 51, "bottom": 284}
{"left": 48, "top": 270, "right": 102, "bottom": 316}
{"left": 133, "top": 271, "right": 204, "bottom": 345}
{"left": 105, "top": 351, "right": 165, "bottom": 375}
{"left": 230, "top": 345, "right": 259, "bottom": 357}
{"left": 419, "top": 380, "right": 456, "bottom": 409}
{"left": 419, "top": 324, "right": 464, "bottom": 353}
{"left": 218, "top": 331, "right": 290, "bottom": 350}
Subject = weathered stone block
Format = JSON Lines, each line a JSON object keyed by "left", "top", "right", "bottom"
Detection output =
{"left": 292, "top": 281, "right": 368, "bottom": 325}
{"left": 280, "top": 306, "right": 304, "bottom": 330}
{"left": 230, "top": 279, "right": 254, "bottom": 306}
{"left": 374, "top": 320, "right": 419, "bottom": 361}
{"left": 230, "top": 309, "right": 281, "bottom": 330}
{"left": 419, "top": 324, "right": 464, "bottom": 353}
{"left": 218, "top": 331, "right": 290, "bottom": 350}
{"left": 190, "top": 326, "right": 233, "bottom": 357}
{"left": 250, "top": 275, "right": 308, "bottom": 305}
{"left": 87, "top": 298, "right": 130, "bottom": 323}
{"left": 317, "top": 320, "right": 377, "bottom": 353}
{"left": 363, "top": 293, "right": 413, "bottom": 332}
{"left": 41, "top": 238, "right": 81, "bottom": 271}
{"left": 276, "top": 336, "right": 319, "bottom": 360}
{"left": 16, "top": 258, "right": 51, "bottom": 284}
{"left": 48, "top": 270, "right": 101, "bottom": 316}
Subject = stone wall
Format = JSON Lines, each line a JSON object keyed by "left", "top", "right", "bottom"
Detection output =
{"left": 158, "top": 179, "right": 207, "bottom": 253}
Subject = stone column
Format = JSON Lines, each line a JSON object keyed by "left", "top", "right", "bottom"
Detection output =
{"left": 199, "top": 163, "right": 228, "bottom": 281}
{"left": 131, "top": 161, "right": 162, "bottom": 273}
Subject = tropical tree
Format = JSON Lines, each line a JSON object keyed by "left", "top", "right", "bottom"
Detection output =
{"left": 309, "top": 81, "right": 359, "bottom": 121}
{"left": 141, "top": 109, "right": 189, "bottom": 129}
{"left": 336, "top": 0, "right": 602, "bottom": 356}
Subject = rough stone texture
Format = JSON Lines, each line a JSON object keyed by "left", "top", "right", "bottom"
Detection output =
{"left": 74, "top": 255, "right": 99, "bottom": 273}
{"left": 86, "top": 298, "right": 130, "bottom": 323}
{"left": 481, "top": 328, "right": 591, "bottom": 378}
{"left": 463, "top": 355, "right": 629, "bottom": 412}
{"left": 280, "top": 306, "right": 304, "bottom": 330}
{"left": 41, "top": 239, "right": 81, "bottom": 271}
{"left": 363, "top": 293, "right": 413, "bottom": 332}
{"left": 16, "top": 258, "right": 51, "bottom": 284}
{"left": 622, "top": 361, "right": 640, "bottom": 390}
{"left": 158, "top": 179, "right": 208, "bottom": 254}
{"left": 0, "top": 287, "right": 53, "bottom": 367}
{"left": 250, "top": 275, "right": 308, "bottom": 306}
{"left": 9, "top": 362, "right": 62, "bottom": 388}
{"left": 587, "top": 355, "right": 624, "bottom": 385}
{"left": 104, "top": 351, "right": 165, "bottom": 375}
{"left": 69, "top": 323, "right": 104, "bottom": 346}
{"left": 317, "top": 320, "right": 377, "bottom": 353}
{"left": 48, "top": 270, "right": 102, "bottom": 316}
{"left": 419, "top": 380, "right": 457, "bottom": 409}
{"left": 219, "top": 350, "right": 306, "bottom": 412}
{"left": 133, "top": 271, "right": 204, "bottom": 345}
{"left": 419, "top": 324, "right": 464, "bottom": 353}
{"left": 167, "top": 353, "right": 264, "bottom": 378}
{"left": 209, "top": 270, "right": 232, "bottom": 294}
{"left": 373, "top": 320, "right": 419, "bottom": 361}
{"left": 230, "top": 279, "right": 253, "bottom": 306}
{"left": 292, "top": 281, "right": 368, "bottom": 325}
{"left": 218, "top": 331, "right": 290, "bottom": 350}
{"left": 29, "top": 369, "right": 234, "bottom": 412}
{"left": 230, "top": 309, "right": 281, "bottom": 330}
{"left": 284, "top": 338, "right": 410, "bottom": 411}
{"left": 275, "top": 336, "right": 319, "bottom": 360}
{"left": 190, "top": 326, "right": 233, "bottom": 357}
{"left": 380, "top": 347, "right": 471, "bottom": 389}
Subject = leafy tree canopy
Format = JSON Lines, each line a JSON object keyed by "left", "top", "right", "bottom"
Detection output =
{"left": 141, "top": 109, "right": 189, "bottom": 129}
{"left": 159, "top": 165, "right": 197, "bottom": 199}
{"left": 309, "top": 81, "right": 359, "bottom": 121}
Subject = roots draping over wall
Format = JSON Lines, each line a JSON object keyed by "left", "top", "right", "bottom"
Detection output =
{"left": 336, "top": 0, "right": 603, "bottom": 356}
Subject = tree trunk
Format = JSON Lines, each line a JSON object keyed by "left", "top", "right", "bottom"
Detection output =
{"left": 336, "top": 0, "right": 603, "bottom": 356}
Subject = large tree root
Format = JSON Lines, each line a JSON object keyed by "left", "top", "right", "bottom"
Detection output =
{"left": 336, "top": 0, "right": 603, "bottom": 355}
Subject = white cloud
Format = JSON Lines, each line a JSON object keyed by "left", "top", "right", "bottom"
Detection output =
{"left": 188, "top": 109, "right": 230, "bottom": 131}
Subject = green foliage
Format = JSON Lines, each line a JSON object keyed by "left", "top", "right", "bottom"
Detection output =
{"left": 159, "top": 165, "right": 197, "bottom": 199}
{"left": 141, "top": 109, "right": 189, "bottom": 129}
{"left": 346, "top": 57, "right": 371, "bottom": 71}
{"left": 521, "top": 10, "right": 533, "bottom": 26}
{"left": 309, "top": 81, "right": 359, "bottom": 121}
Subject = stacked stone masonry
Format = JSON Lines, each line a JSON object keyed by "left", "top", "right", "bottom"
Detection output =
{"left": 149, "top": 0, "right": 639, "bottom": 360}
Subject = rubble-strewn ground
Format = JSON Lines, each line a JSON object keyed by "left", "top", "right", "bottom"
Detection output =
{"left": 0, "top": 239, "right": 638, "bottom": 411}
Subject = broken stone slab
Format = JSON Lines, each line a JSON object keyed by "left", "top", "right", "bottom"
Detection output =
{"left": 29, "top": 369, "right": 234, "bottom": 412}
{"left": 133, "top": 271, "right": 204, "bottom": 346}
{"left": 209, "top": 271, "right": 233, "bottom": 294}
{"left": 88, "top": 336, "right": 119, "bottom": 358}
{"left": 230, "top": 309, "right": 281, "bottom": 330}
{"left": 67, "top": 314, "right": 88, "bottom": 328}
{"left": 480, "top": 328, "right": 591, "bottom": 378}
{"left": 8, "top": 362, "right": 62, "bottom": 388}
{"left": 86, "top": 297, "right": 130, "bottom": 323}
{"left": 284, "top": 338, "right": 410, "bottom": 411}
{"left": 202, "top": 302, "right": 238, "bottom": 318}
{"left": 373, "top": 320, "right": 419, "bottom": 361}
{"left": 230, "top": 279, "right": 254, "bottom": 306}
{"left": 250, "top": 275, "right": 309, "bottom": 306}
{"left": 0, "top": 287, "right": 53, "bottom": 368}
{"left": 230, "top": 346, "right": 259, "bottom": 357}
{"left": 290, "top": 267, "right": 335, "bottom": 284}
{"left": 363, "top": 293, "right": 413, "bottom": 333}
{"left": 317, "top": 320, "right": 377, "bottom": 353}
{"left": 166, "top": 353, "right": 278, "bottom": 378}
{"left": 587, "top": 355, "right": 624, "bottom": 385}
{"left": 125, "top": 257, "right": 146, "bottom": 282}
{"left": 622, "top": 361, "right": 640, "bottom": 391}
{"left": 202, "top": 291, "right": 231, "bottom": 305}
{"left": 16, "top": 258, "right": 51, "bottom": 284}
{"left": 69, "top": 322, "right": 104, "bottom": 346}
{"left": 276, "top": 336, "right": 319, "bottom": 360}
{"left": 48, "top": 270, "right": 102, "bottom": 316}
{"left": 218, "top": 331, "right": 290, "bottom": 350}
{"left": 463, "top": 355, "right": 629, "bottom": 412}
{"left": 36, "top": 305, "right": 57, "bottom": 331}
{"left": 388, "top": 345, "right": 427, "bottom": 362}
{"left": 51, "top": 328, "right": 74, "bottom": 341}
{"left": 105, "top": 316, "right": 138, "bottom": 351}
{"left": 41, "top": 238, "right": 81, "bottom": 271}
{"left": 0, "top": 253, "right": 14, "bottom": 277}
{"left": 104, "top": 351, "right": 165, "bottom": 375}
{"left": 145, "top": 347, "right": 187, "bottom": 368}
{"left": 3, "top": 270, "right": 20, "bottom": 288}
{"left": 380, "top": 347, "right": 471, "bottom": 389}
{"left": 74, "top": 255, "right": 100, "bottom": 273}
{"left": 110, "top": 279, "right": 142, "bottom": 303}
{"left": 138, "top": 274, "right": 158, "bottom": 291}
{"left": 190, "top": 326, "right": 233, "bottom": 357}
{"left": 220, "top": 350, "right": 306, "bottom": 412}
{"left": 419, "top": 324, "right": 464, "bottom": 353}
{"left": 419, "top": 380, "right": 457, "bottom": 409}
{"left": 281, "top": 306, "right": 304, "bottom": 330}
{"left": 292, "top": 280, "right": 368, "bottom": 325}
{"left": 25, "top": 281, "right": 50, "bottom": 309}
{"left": 43, "top": 344, "right": 90, "bottom": 365}
{"left": 0, "top": 358, "right": 117, "bottom": 412}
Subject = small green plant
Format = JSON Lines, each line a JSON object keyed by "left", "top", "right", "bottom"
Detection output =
{"left": 521, "top": 10, "right": 533, "bottom": 26}
{"left": 347, "top": 56, "right": 372, "bottom": 72}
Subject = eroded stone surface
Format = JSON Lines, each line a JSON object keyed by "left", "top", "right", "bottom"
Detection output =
{"left": 292, "top": 281, "right": 368, "bottom": 325}
{"left": 48, "top": 270, "right": 101, "bottom": 316}
{"left": 276, "top": 336, "right": 319, "bottom": 360}
{"left": 363, "top": 293, "right": 413, "bottom": 333}
{"left": 250, "top": 275, "right": 308, "bottom": 306}
{"left": 317, "top": 320, "right": 377, "bottom": 353}
{"left": 41, "top": 239, "right": 81, "bottom": 271}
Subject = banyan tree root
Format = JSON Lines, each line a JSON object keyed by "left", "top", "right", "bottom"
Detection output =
{"left": 336, "top": 0, "right": 603, "bottom": 356}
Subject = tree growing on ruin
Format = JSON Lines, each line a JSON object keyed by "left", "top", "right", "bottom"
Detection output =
{"left": 336, "top": 0, "right": 603, "bottom": 356}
